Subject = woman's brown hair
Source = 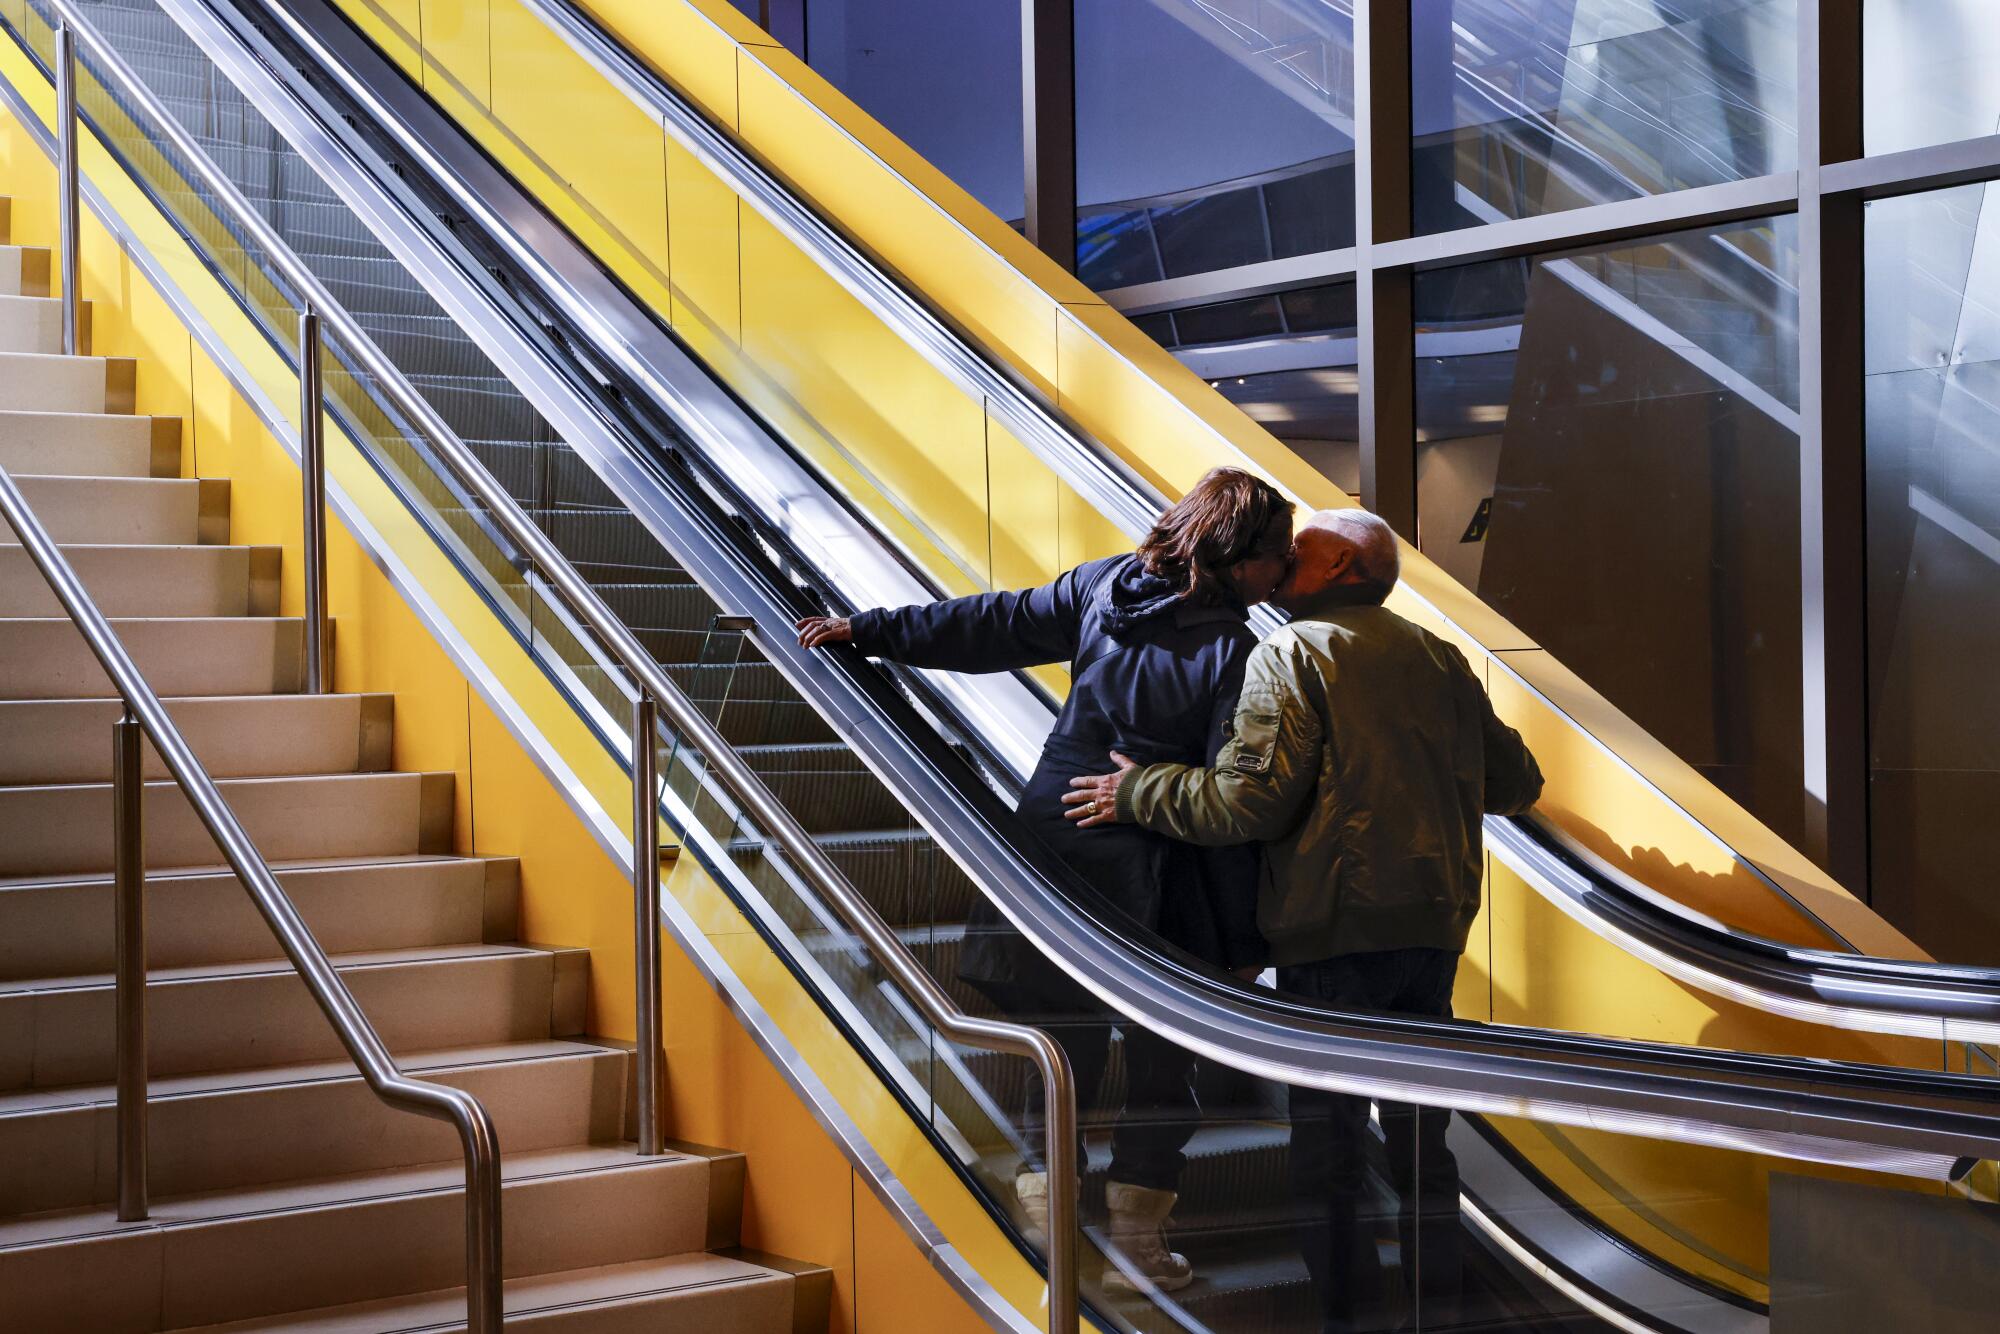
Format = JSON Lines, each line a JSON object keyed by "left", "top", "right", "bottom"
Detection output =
{"left": 1135, "top": 467, "right": 1294, "bottom": 606}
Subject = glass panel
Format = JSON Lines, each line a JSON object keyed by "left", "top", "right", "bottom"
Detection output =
{"left": 1173, "top": 280, "right": 1361, "bottom": 495}
{"left": 1864, "top": 184, "right": 2000, "bottom": 966}
{"left": 1412, "top": 0, "right": 1799, "bottom": 235}
{"left": 1076, "top": 0, "right": 1355, "bottom": 288}
{"left": 801, "top": 0, "right": 1024, "bottom": 222}
{"left": 1413, "top": 216, "right": 1807, "bottom": 853}
{"left": 1864, "top": 1, "right": 2000, "bottom": 157}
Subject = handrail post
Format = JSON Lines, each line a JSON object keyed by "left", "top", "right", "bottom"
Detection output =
{"left": 112, "top": 707, "right": 148, "bottom": 1222}
{"left": 54, "top": 21, "right": 80, "bottom": 356}
{"left": 1041, "top": 1052, "right": 1078, "bottom": 1334}
{"left": 298, "top": 306, "right": 328, "bottom": 693}
{"left": 632, "top": 692, "right": 663, "bottom": 1155}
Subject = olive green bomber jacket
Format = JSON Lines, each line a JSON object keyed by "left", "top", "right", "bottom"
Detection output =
{"left": 1115, "top": 597, "right": 1544, "bottom": 966}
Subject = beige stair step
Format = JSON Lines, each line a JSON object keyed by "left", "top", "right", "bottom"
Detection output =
{"left": 0, "top": 855, "right": 517, "bottom": 981}
{"left": 0, "top": 1040, "right": 628, "bottom": 1216}
{"left": 5, "top": 475, "right": 227, "bottom": 545}
{"left": 0, "top": 694, "right": 394, "bottom": 786}
{"left": 0, "top": 350, "right": 134, "bottom": 414}
{"left": 176, "top": 1252, "right": 817, "bottom": 1334}
{"left": 0, "top": 410, "right": 178, "bottom": 478}
{"left": 0, "top": 243, "right": 51, "bottom": 298}
{"left": 0, "top": 616, "right": 304, "bottom": 699}
{"left": 0, "top": 543, "right": 280, "bottom": 617}
{"left": 0, "top": 1144, "right": 723, "bottom": 1331}
{"left": 0, "top": 293, "right": 65, "bottom": 354}
{"left": 0, "top": 942, "right": 589, "bottom": 1091}
{"left": 0, "top": 770, "right": 453, "bottom": 877}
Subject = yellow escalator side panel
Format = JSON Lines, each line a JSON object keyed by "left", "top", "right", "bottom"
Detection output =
{"left": 665, "top": 137, "right": 740, "bottom": 352}
{"left": 738, "top": 202, "right": 994, "bottom": 592}
{"left": 985, "top": 406, "right": 1061, "bottom": 595}
{"left": 338, "top": 0, "right": 421, "bottom": 75}
{"left": 1486, "top": 861, "right": 1941, "bottom": 1070}
{"left": 489, "top": 0, "right": 671, "bottom": 318}
{"left": 733, "top": 43, "right": 1066, "bottom": 402}
{"left": 420, "top": 0, "right": 490, "bottom": 109}
{"left": 853, "top": 1177, "right": 997, "bottom": 1334}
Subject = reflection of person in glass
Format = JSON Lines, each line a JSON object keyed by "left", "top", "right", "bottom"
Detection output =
{"left": 796, "top": 468, "right": 1292, "bottom": 1293}
{"left": 1064, "top": 509, "right": 1544, "bottom": 1330}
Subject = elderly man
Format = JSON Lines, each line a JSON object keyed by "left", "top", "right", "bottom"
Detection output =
{"left": 1063, "top": 508, "right": 1543, "bottom": 1331}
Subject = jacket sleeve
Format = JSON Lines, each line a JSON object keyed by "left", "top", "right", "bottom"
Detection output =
{"left": 847, "top": 561, "right": 1097, "bottom": 672}
{"left": 1452, "top": 647, "right": 1544, "bottom": 816}
{"left": 1116, "top": 635, "right": 1322, "bottom": 846}
{"left": 1198, "top": 634, "right": 1268, "bottom": 967}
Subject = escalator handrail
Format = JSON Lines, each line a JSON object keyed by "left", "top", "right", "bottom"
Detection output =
{"left": 1492, "top": 813, "right": 2000, "bottom": 1041}
{"left": 114, "top": 0, "right": 2000, "bottom": 1187}
{"left": 463, "top": 0, "right": 2000, "bottom": 1028}
{"left": 36, "top": 6, "right": 1085, "bottom": 1331}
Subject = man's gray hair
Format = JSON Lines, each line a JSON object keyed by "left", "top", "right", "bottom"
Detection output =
{"left": 1307, "top": 508, "right": 1400, "bottom": 598}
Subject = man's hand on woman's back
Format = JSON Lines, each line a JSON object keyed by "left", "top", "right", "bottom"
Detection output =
{"left": 795, "top": 616, "right": 853, "bottom": 649}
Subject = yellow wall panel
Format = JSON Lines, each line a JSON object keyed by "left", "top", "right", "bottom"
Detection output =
{"left": 1057, "top": 477, "right": 1127, "bottom": 573}
{"left": 421, "top": 0, "right": 491, "bottom": 109}
{"left": 488, "top": 0, "right": 671, "bottom": 314}
{"left": 586, "top": 0, "right": 763, "bottom": 129}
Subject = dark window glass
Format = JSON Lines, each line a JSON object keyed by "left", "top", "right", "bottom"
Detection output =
{"left": 1150, "top": 188, "right": 1270, "bottom": 279}
{"left": 804, "top": 0, "right": 1023, "bottom": 220}
{"left": 1077, "top": 208, "right": 1164, "bottom": 289}
{"left": 1076, "top": 0, "right": 1353, "bottom": 282}
{"left": 1415, "top": 217, "right": 1804, "bottom": 846}
{"left": 1865, "top": 3, "right": 2000, "bottom": 156}
{"left": 1412, "top": 0, "right": 1798, "bottom": 235}
{"left": 1280, "top": 282, "right": 1359, "bottom": 334}
{"left": 1864, "top": 186, "right": 2000, "bottom": 963}
{"left": 1172, "top": 295, "right": 1286, "bottom": 347}
{"left": 1128, "top": 311, "right": 1177, "bottom": 347}
{"left": 1264, "top": 160, "right": 1357, "bottom": 257}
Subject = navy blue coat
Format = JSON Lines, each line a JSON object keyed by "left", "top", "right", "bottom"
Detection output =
{"left": 850, "top": 554, "right": 1266, "bottom": 983}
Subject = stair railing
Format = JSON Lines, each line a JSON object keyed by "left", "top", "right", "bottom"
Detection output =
{"left": 38, "top": 4, "right": 1082, "bottom": 1331}
{"left": 0, "top": 457, "right": 507, "bottom": 1328}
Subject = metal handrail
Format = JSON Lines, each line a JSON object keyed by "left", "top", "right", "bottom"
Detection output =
{"left": 37, "top": 3, "right": 1082, "bottom": 1329}
{"left": 0, "top": 459, "right": 504, "bottom": 1323}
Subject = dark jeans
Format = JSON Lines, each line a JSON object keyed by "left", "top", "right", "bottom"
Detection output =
{"left": 1015, "top": 1013, "right": 1198, "bottom": 1193}
{"left": 1280, "top": 948, "right": 1463, "bottom": 1333}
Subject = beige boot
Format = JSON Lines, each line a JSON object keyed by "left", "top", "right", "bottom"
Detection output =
{"left": 1102, "top": 1181, "right": 1194, "bottom": 1293}
{"left": 1015, "top": 1171, "right": 1051, "bottom": 1246}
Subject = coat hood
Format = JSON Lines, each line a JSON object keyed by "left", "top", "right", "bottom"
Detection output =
{"left": 1099, "top": 554, "right": 1245, "bottom": 637}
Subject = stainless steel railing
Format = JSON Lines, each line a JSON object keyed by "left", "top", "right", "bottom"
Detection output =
{"left": 38, "top": 2, "right": 1081, "bottom": 1329}
{"left": 0, "top": 459, "right": 506, "bottom": 1325}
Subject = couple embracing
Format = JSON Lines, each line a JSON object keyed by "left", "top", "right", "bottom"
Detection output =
{"left": 797, "top": 467, "right": 1540, "bottom": 1328}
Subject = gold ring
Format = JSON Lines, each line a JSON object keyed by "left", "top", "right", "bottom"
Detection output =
{"left": 1087, "top": 800, "right": 1099, "bottom": 816}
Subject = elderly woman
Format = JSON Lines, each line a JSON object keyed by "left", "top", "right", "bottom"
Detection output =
{"left": 796, "top": 466, "right": 1292, "bottom": 1291}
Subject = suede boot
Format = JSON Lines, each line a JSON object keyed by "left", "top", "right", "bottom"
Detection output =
{"left": 1102, "top": 1181, "right": 1194, "bottom": 1293}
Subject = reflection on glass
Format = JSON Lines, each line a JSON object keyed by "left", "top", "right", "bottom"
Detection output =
{"left": 1412, "top": 0, "right": 1798, "bottom": 235}
{"left": 1160, "top": 280, "right": 1361, "bottom": 494}
{"left": 1076, "top": 0, "right": 1354, "bottom": 288}
{"left": 1864, "top": 186, "right": 2000, "bottom": 965}
{"left": 802, "top": 0, "right": 1024, "bottom": 221}
{"left": 1414, "top": 216, "right": 1806, "bottom": 846}
{"left": 1865, "top": 2, "right": 2000, "bottom": 156}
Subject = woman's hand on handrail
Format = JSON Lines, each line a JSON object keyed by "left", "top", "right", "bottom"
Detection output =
{"left": 795, "top": 615, "right": 852, "bottom": 649}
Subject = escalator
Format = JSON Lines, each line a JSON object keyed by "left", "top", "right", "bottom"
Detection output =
{"left": 9, "top": 2, "right": 2000, "bottom": 1332}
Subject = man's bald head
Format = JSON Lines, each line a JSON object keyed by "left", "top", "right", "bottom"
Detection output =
{"left": 1276, "top": 508, "right": 1400, "bottom": 610}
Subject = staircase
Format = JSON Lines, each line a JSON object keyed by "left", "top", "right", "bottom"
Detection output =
{"left": 0, "top": 226, "right": 829, "bottom": 1328}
